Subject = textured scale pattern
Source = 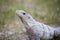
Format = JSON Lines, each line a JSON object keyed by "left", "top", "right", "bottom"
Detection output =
{"left": 16, "top": 10, "right": 60, "bottom": 40}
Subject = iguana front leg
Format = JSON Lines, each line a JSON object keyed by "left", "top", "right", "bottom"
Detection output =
{"left": 28, "top": 35, "right": 40, "bottom": 40}
{"left": 35, "top": 34, "right": 40, "bottom": 40}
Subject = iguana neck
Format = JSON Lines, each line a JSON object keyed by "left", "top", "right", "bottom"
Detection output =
{"left": 20, "top": 16, "right": 36, "bottom": 28}
{"left": 26, "top": 17, "right": 36, "bottom": 25}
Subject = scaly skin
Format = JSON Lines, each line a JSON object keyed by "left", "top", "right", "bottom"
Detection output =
{"left": 16, "top": 10, "right": 60, "bottom": 40}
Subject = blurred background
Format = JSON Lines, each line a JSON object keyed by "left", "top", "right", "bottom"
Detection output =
{"left": 0, "top": 0, "right": 60, "bottom": 40}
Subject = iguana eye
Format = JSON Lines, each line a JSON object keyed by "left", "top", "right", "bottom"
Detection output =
{"left": 23, "top": 13, "right": 26, "bottom": 15}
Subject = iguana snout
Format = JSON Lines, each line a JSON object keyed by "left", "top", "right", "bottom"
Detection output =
{"left": 16, "top": 10, "right": 26, "bottom": 17}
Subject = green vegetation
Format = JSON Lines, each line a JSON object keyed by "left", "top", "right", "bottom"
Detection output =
{"left": 0, "top": 0, "right": 60, "bottom": 26}
{"left": 33, "top": 0, "right": 60, "bottom": 24}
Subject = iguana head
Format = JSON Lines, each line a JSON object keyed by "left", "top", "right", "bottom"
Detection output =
{"left": 16, "top": 10, "right": 35, "bottom": 29}
{"left": 16, "top": 10, "right": 35, "bottom": 25}
{"left": 16, "top": 10, "right": 31, "bottom": 21}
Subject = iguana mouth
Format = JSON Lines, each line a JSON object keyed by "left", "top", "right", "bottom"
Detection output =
{"left": 19, "top": 16, "right": 27, "bottom": 25}
{"left": 19, "top": 16, "right": 24, "bottom": 23}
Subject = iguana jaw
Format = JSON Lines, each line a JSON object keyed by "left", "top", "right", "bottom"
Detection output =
{"left": 19, "top": 16, "right": 24, "bottom": 23}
